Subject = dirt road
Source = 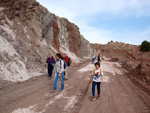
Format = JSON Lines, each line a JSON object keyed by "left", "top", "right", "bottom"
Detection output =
{"left": 0, "top": 60, "right": 150, "bottom": 113}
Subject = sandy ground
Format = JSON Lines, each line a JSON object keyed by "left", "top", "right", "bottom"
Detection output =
{"left": 0, "top": 60, "right": 150, "bottom": 113}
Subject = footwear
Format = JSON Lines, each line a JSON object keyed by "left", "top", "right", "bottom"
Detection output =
{"left": 51, "top": 89, "right": 57, "bottom": 92}
{"left": 91, "top": 96, "right": 96, "bottom": 101}
{"left": 59, "top": 89, "right": 63, "bottom": 92}
{"left": 64, "top": 78, "right": 68, "bottom": 80}
{"left": 96, "top": 95, "right": 100, "bottom": 100}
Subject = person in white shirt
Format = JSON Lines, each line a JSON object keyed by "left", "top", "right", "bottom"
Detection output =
{"left": 53, "top": 53, "right": 65, "bottom": 92}
{"left": 90, "top": 62, "right": 104, "bottom": 101}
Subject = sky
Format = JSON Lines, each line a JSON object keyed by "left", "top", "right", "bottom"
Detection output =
{"left": 37, "top": 0, "right": 150, "bottom": 45}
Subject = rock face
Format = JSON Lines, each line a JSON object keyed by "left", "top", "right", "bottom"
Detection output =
{"left": 0, "top": 0, "right": 92, "bottom": 82}
{"left": 91, "top": 42, "right": 150, "bottom": 95}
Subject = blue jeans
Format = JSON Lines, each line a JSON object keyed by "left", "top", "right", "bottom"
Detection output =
{"left": 53, "top": 72, "right": 64, "bottom": 90}
{"left": 92, "top": 81, "right": 101, "bottom": 96}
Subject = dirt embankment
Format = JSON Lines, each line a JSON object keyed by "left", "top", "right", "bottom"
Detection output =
{"left": 91, "top": 42, "right": 150, "bottom": 96}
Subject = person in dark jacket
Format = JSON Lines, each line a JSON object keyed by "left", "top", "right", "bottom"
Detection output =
{"left": 45, "top": 54, "right": 56, "bottom": 79}
{"left": 98, "top": 54, "right": 101, "bottom": 63}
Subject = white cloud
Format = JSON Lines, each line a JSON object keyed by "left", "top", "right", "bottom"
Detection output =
{"left": 38, "top": 0, "right": 150, "bottom": 18}
{"left": 118, "top": 27, "right": 150, "bottom": 44}
{"left": 79, "top": 22, "right": 150, "bottom": 45}
{"left": 37, "top": 0, "right": 150, "bottom": 45}
{"left": 79, "top": 24, "right": 112, "bottom": 44}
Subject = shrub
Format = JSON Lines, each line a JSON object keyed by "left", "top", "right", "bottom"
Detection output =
{"left": 140, "top": 40, "right": 150, "bottom": 52}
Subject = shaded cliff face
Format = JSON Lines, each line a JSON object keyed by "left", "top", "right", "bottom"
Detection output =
{"left": 0, "top": 0, "right": 92, "bottom": 82}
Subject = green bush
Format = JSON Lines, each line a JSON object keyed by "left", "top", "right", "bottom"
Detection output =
{"left": 140, "top": 40, "right": 150, "bottom": 52}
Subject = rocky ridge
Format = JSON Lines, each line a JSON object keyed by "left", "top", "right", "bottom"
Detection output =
{"left": 0, "top": 0, "right": 92, "bottom": 82}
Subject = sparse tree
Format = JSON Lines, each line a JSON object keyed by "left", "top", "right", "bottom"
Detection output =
{"left": 140, "top": 40, "right": 150, "bottom": 52}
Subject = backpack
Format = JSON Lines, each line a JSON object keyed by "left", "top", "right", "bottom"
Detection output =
{"left": 67, "top": 57, "right": 72, "bottom": 66}
{"left": 60, "top": 60, "right": 66, "bottom": 69}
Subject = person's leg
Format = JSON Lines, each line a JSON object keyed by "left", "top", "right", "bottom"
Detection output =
{"left": 49, "top": 66, "right": 54, "bottom": 78}
{"left": 92, "top": 81, "right": 96, "bottom": 97}
{"left": 64, "top": 67, "right": 68, "bottom": 80}
{"left": 97, "top": 82, "right": 101, "bottom": 95}
{"left": 65, "top": 67, "right": 68, "bottom": 79}
{"left": 64, "top": 68, "right": 66, "bottom": 79}
{"left": 48, "top": 66, "right": 51, "bottom": 77}
{"left": 51, "top": 66, "right": 54, "bottom": 76}
{"left": 53, "top": 73, "right": 58, "bottom": 90}
{"left": 60, "top": 72, "right": 64, "bottom": 90}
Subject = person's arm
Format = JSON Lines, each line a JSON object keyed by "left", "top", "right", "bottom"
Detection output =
{"left": 101, "top": 72, "right": 104, "bottom": 84}
{"left": 89, "top": 75, "right": 94, "bottom": 83}
{"left": 89, "top": 71, "right": 94, "bottom": 83}
{"left": 58, "top": 60, "right": 64, "bottom": 76}
{"left": 51, "top": 57, "right": 55, "bottom": 64}
{"left": 53, "top": 58, "right": 56, "bottom": 63}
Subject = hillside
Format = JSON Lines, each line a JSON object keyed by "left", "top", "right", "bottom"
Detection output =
{"left": 91, "top": 42, "right": 150, "bottom": 95}
{"left": 0, "top": 1, "right": 150, "bottom": 112}
{"left": 0, "top": 0, "right": 92, "bottom": 82}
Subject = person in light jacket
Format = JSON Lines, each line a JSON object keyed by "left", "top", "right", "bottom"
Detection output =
{"left": 52, "top": 53, "right": 65, "bottom": 92}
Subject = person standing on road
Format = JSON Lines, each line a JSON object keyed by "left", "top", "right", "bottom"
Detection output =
{"left": 92, "top": 54, "right": 96, "bottom": 64}
{"left": 98, "top": 54, "right": 101, "bottom": 63}
{"left": 52, "top": 53, "right": 65, "bottom": 92}
{"left": 64, "top": 54, "right": 69, "bottom": 80}
{"left": 45, "top": 54, "right": 55, "bottom": 79}
{"left": 90, "top": 62, "right": 104, "bottom": 101}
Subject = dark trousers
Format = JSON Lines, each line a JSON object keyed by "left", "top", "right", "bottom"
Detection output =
{"left": 48, "top": 65, "right": 54, "bottom": 78}
{"left": 92, "top": 58, "right": 95, "bottom": 64}
{"left": 92, "top": 81, "right": 101, "bottom": 96}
